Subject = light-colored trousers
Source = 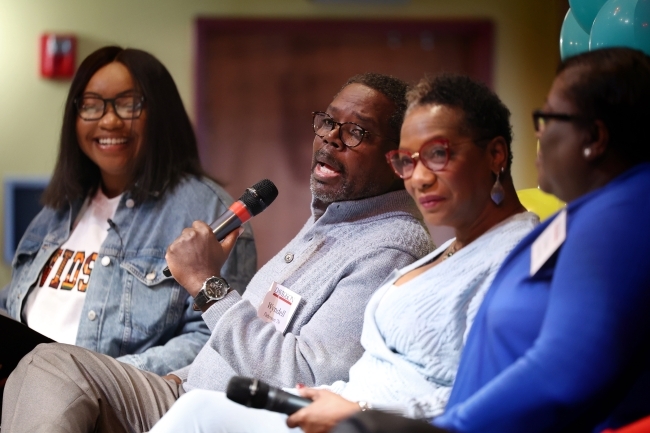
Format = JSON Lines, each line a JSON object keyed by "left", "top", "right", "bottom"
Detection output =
{"left": 1, "top": 343, "right": 183, "bottom": 433}
{"left": 149, "top": 389, "right": 302, "bottom": 433}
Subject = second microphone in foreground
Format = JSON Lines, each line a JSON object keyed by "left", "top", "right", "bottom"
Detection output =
{"left": 162, "top": 179, "right": 278, "bottom": 278}
{"left": 226, "top": 376, "right": 312, "bottom": 416}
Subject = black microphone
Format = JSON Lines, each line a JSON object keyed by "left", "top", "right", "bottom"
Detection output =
{"left": 163, "top": 179, "right": 278, "bottom": 278}
{"left": 226, "top": 376, "right": 311, "bottom": 415}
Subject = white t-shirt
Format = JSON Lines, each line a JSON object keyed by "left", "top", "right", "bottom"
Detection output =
{"left": 23, "top": 189, "right": 122, "bottom": 344}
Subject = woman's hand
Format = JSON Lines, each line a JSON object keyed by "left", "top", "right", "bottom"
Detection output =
{"left": 286, "top": 388, "right": 361, "bottom": 433}
{"left": 165, "top": 221, "right": 241, "bottom": 296}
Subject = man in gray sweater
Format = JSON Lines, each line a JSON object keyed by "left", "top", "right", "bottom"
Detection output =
{"left": 2, "top": 73, "right": 433, "bottom": 433}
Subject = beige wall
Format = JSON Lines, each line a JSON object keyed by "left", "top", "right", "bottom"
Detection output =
{"left": 0, "top": 0, "right": 564, "bottom": 284}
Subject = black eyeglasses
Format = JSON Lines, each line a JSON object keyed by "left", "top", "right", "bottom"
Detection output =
{"left": 532, "top": 109, "right": 588, "bottom": 132}
{"left": 312, "top": 111, "right": 393, "bottom": 148}
{"left": 75, "top": 94, "right": 145, "bottom": 121}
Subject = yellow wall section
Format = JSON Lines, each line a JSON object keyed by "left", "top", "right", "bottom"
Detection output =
{"left": 0, "top": 0, "right": 565, "bottom": 284}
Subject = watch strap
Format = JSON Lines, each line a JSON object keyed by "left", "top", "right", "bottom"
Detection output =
{"left": 194, "top": 287, "right": 235, "bottom": 312}
{"left": 193, "top": 290, "right": 212, "bottom": 311}
{"left": 193, "top": 276, "right": 231, "bottom": 311}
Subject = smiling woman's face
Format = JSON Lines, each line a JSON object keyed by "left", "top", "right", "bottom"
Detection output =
{"left": 76, "top": 61, "right": 146, "bottom": 197}
{"left": 400, "top": 104, "right": 495, "bottom": 229}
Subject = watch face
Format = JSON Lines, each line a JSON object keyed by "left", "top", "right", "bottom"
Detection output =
{"left": 205, "top": 278, "right": 226, "bottom": 299}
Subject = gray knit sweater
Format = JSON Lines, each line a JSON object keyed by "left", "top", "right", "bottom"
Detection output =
{"left": 174, "top": 190, "right": 434, "bottom": 391}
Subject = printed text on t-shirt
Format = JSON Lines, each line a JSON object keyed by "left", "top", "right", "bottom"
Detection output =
{"left": 39, "top": 248, "right": 98, "bottom": 292}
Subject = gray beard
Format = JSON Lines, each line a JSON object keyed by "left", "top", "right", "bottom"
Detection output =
{"left": 309, "top": 174, "right": 381, "bottom": 205}
{"left": 310, "top": 176, "right": 347, "bottom": 204}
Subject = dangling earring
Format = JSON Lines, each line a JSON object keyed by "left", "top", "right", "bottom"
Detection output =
{"left": 491, "top": 167, "right": 505, "bottom": 205}
{"left": 583, "top": 147, "right": 592, "bottom": 158}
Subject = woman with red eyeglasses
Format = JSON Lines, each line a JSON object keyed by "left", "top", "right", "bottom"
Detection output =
{"left": 143, "top": 74, "right": 538, "bottom": 433}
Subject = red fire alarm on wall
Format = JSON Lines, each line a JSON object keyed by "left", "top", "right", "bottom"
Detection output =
{"left": 40, "top": 33, "right": 76, "bottom": 79}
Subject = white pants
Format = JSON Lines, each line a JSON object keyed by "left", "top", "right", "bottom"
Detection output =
{"left": 149, "top": 389, "right": 303, "bottom": 433}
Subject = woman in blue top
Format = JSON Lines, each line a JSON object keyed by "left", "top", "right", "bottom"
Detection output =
{"left": 435, "top": 48, "right": 650, "bottom": 432}
{"left": 0, "top": 47, "right": 257, "bottom": 376}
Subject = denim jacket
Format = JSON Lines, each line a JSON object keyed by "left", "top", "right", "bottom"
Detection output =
{"left": 0, "top": 176, "right": 257, "bottom": 375}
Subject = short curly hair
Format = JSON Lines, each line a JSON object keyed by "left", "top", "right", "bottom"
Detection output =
{"left": 557, "top": 48, "right": 650, "bottom": 164}
{"left": 341, "top": 73, "right": 409, "bottom": 150}
{"left": 406, "top": 74, "right": 513, "bottom": 171}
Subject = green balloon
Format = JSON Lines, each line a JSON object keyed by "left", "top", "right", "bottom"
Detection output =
{"left": 561, "top": 9, "right": 591, "bottom": 60}
{"left": 570, "top": 0, "right": 608, "bottom": 33}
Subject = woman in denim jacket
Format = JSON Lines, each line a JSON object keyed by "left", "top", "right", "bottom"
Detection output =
{"left": 0, "top": 47, "right": 257, "bottom": 375}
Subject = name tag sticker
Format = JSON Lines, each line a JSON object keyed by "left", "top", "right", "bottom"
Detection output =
{"left": 257, "top": 282, "right": 301, "bottom": 333}
{"left": 530, "top": 209, "right": 567, "bottom": 276}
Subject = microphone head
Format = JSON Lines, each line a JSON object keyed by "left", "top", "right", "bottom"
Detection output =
{"left": 226, "top": 376, "right": 270, "bottom": 409}
{"left": 239, "top": 179, "right": 278, "bottom": 216}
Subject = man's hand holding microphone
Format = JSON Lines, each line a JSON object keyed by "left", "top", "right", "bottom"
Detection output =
{"left": 165, "top": 221, "right": 241, "bottom": 302}
{"left": 163, "top": 179, "right": 278, "bottom": 311}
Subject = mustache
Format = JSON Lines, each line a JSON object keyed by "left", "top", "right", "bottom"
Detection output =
{"left": 313, "top": 148, "right": 345, "bottom": 173}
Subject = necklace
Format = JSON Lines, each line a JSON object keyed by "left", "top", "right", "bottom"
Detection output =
{"left": 442, "top": 242, "right": 459, "bottom": 260}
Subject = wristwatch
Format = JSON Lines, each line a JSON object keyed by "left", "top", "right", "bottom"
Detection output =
{"left": 192, "top": 276, "right": 232, "bottom": 311}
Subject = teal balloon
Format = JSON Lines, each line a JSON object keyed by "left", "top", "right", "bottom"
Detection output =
{"left": 634, "top": 0, "right": 650, "bottom": 54}
{"left": 561, "top": 9, "right": 591, "bottom": 59}
{"left": 591, "top": 0, "right": 642, "bottom": 51}
{"left": 570, "top": 0, "right": 609, "bottom": 32}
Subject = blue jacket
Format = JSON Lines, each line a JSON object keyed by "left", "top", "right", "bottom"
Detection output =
{"left": 435, "top": 164, "right": 650, "bottom": 432}
{"left": 0, "top": 176, "right": 257, "bottom": 375}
